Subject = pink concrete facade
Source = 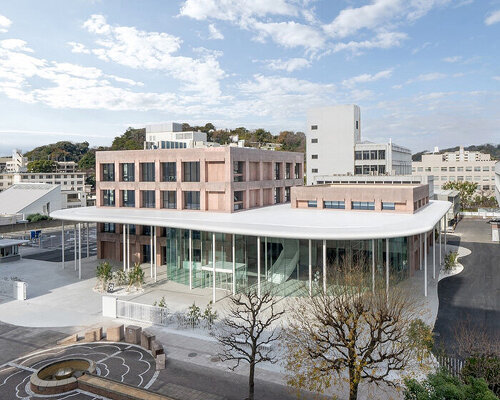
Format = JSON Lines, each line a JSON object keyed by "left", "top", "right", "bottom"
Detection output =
{"left": 96, "top": 146, "right": 303, "bottom": 213}
{"left": 291, "top": 184, "right": 429, "bottom": 213}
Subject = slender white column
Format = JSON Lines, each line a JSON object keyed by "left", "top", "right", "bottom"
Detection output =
{"left": 257, "top": 236, "right": 261, "bottom": 297}
{"left": 308, "top": 239, "right": 312, "bottom": 296}
{"left": 189, "top": 230, "right": 193, "bottom": 290}
{"left": 232, "top": 234, "right": 236, "bottom": 295}
{"left": 122, "top": 225, "right": 126, "bottom": 271}
{"left": 424, "top": 232, "right": 428, "bottom": 297}
{"left": 322, "top": 240, "right": 326, "bottom": 294}
{"left": 419, "top": 234, "right": 422, "bottom": 270}
{"left": 444, "top": 214, "right": 447, "bottom": 254}
{"left": 153, "top": 227, "right": 157, "bottom": 282}
{"left": 439, "top": 219, "right": 442, "bottom": 265}
{"left": 371, "top": 239, "right": 375, "bottom": 293}
{"left": 150, "top": 226, "right": 153, "bottom": 278}
{"left": 74, "top": 224, "right": 77, "bottom": 271}
{"left": 212, "top": 233, "right": 216, "bottom": 303}
{"left": 385, "top": 238, "right": 389, "bottom": 300}
{"left": 61, "top": 221, "right": 65, "bottom": 269}
{"left": 433, "top": 227, "right": 436, "bottom": 279}
{"left": 86, "top": 222, "right": 89, "bottom": 258}
{"left": 127, "top": 225, "right": 130, "bottom": 272}
{"left": 264, "top": 237, "right": 268, "bottom": 280}
{"left": 78, "top": 223, "right": 81, "bottom": 280}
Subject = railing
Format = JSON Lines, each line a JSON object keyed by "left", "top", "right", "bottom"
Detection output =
{"left": 437, "top": 355, "right": 464, "bottom": 377}
{"left": 461, "top": 211, "right": 500, "bottom": 218}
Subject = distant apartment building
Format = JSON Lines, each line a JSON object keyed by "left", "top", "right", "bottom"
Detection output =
{"left": 306, "top": 105, "right": 412, "bottom": 184}
{"left": 412, "top": 146, "right": 496, "bottom": 195}
{"left": 144, "top": 122, "right": 213, "bottom": 150}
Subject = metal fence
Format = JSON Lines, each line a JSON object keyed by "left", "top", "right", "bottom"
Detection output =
{"left": 437, "top": 355, "right": 464, "bottom": 377}
{"left": 461, "top": 211, "right": 500, "bottom": 218}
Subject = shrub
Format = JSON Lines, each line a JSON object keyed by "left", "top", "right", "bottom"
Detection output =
{"left": 203, "top": 301, "right": 218, "bottom": 329}
{"left": 26, "top": 213, "right": 51, "bottom": 222}
{"left": 187, "top": 302, "right": 201, "bottom": 327}
{"left": 96, "top": 261, "right": 113, "bottom": 291}
{"left": 127, "top": 262, "right": 145, "bottom": 290}
{"left": 444, "top": 251, "right": 458, "bottom": 272}
{"left": 404, "top": 369, "right": 497, "bottom": 400}
{"left": 112, "top": 270, "right": 127, "bottom": 286}
{"left": 461, "top": 355, "right": 500, "bottom": 396}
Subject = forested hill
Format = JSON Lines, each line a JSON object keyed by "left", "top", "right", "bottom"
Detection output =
{"left": 412, "top": 144, "right": 499, "bottom": 162}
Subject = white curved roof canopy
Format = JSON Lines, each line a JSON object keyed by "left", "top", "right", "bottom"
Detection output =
{"left": 51, "top": 201, "right": 450, "bottom": 240}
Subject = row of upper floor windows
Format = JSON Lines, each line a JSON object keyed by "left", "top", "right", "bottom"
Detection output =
{"left": 438, "top": 176, "right": 493, "bottom": 182}
{"left": 305, "top": 200, "right": 399, "bottom": 211}
{"left": 101, "top": 161, "right": 302, "bottom": 183}
{"left": 413, "top": 166, "right": 491, "bottom": 172}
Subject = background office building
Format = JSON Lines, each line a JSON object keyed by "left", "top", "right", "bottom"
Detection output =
{"left": 306, "top": 105, "right": 412, "bottom": 185}
{"left": 412, "top": 146, "right": 497, "bottom": 195}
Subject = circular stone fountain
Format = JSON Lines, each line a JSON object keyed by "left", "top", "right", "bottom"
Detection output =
{"left": 30, "top": 358, "right": 96, "bottom": 395}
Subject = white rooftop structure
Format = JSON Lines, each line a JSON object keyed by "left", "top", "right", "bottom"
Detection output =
{"left": 51, "top": 201, "right": 450, "bottom": 241}
{"left": 145, "top": 122, "right": 209, "bottom": 150}
{"left": 0, "top": 183, "right": 61, "bottom": 216}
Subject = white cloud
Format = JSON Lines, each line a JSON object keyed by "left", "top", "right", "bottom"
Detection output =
{"left": 265, "top": 58, "right": 311, "bottom": 72}
{"left": 252, "top": 20, "right": 325, "bottom": 50}
{"left": 493, "top": 76, "right": 500, "bottom": 81}
{"left": 0, "top": 39, "right": 33, "bottom": 52}
{"left": 342, "top": 68, "right": 393, "bottom": 88}
{"left": 323, "top": 0, "right": 449, "bottom": 38}
{"left": 485, "top": 10, "right": 500, "bottom": 25}
{"left": 412, "top": 72, "right": 447, "bottom": 82}
{"left": 179, "top": 0, "right": 298, "bottom": 22}
{"left": 208, "top": 23, "right": 224, "bottom": 39}
{"left": 411, "top": 41, "right": 432, "bottom": 54}
{"left": 68, "top": 41, "right": 91, "bottom": 54}
{"left": 82, "top": 14, "right": 226, "bottom": 97}
{"left": 0, "top": 14, "right": 12, "bottom": 33}
{"left": 333, "top": 31, "right": 407, "bottom": 53}
{"left": 442, "top": 55, "right": 461, "bottom": 63}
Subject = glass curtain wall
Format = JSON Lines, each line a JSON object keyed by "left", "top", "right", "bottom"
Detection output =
{"left": 165, "top": 228, "right": 190, "bottom": 286}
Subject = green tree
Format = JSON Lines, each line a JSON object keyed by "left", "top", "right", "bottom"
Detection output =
{"left": 111, "top": 127, "right": 145, "bottom": 150}
{"left": 254, "top": 128, "right": 273, "bottom": 147}
{"left": 442, "top": 181, "right": 477, "bottom": 210}
{"left": 78, "top": 150, "right": 95, "bottom": 171}
{"left": 404, "top": 370, "right": 497, "bottom": 400}
{"left": 27, "top": 159, "right": 57, "bottom": 172}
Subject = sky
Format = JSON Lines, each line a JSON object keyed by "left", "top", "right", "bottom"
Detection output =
{"left": 0, "top": 0, "right": 499, "bottom": 156}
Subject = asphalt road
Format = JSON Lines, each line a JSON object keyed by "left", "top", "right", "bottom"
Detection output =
{"left": 433, "top": 227, "right": 500, "bottom": 355}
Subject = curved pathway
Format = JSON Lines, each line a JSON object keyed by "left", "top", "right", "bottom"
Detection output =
{"left": 433, "top": 238, "right": 500, "bottom": 355}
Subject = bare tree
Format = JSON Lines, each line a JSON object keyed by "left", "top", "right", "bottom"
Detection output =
{"left": 284, "top": 262, "right": 424, "bottom": 400}
{"left": 216, "top": 287, "right": 285, "bottom": 400}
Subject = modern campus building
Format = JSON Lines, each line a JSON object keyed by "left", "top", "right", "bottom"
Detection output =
{"left": 51, "top": 141, "right": 451, "bottom": 302}
{"left": 412, "top": 146, "right": 497, "bottom": 195}
{"left": 306, "top": 105, "right": 412, "bottom": 184}
{"left": 144, "top": 122, "right": 213, "bottom": 150}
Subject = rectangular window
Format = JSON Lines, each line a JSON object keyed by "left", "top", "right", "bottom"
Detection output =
{"left": 101, "top": 163, "right": 115, "bottom": 181}
{"left": 457, "top": 176, "right": 464, "bottom": 181}
{"left": 417, "top": 167, "right": 423, "bottom": 171}
{"left": 184, "top": 191, "right": 200, "bottom": 209}
{"left": 363, "top": 151, "right": 370, "bottom": 160}
{"left": 311, "top": 125, "right": 318, "bottom": 130}
{"left": 466, "top": 166, "right": 472, "bottom": 171}
{"left": 441, "top": 167, "right": 447, "bottom": 171}
{"left": 102, "top": 189, "right": 115, "bottom": 206}
{"left": 161, "top": 162, "right": 176, "bottom": 182}
{"left": 307, "top": 200, "right": 317, "bottom": 208}
{"left": 370, "top": 150, "right": 378, "bottom": 160}
{"left": 441, "top": 176, "right": 447, "bottom": 180}
{"left": 274, "top": 162, "right": 281, "bottom": 180}
{"left": 378, "top": 150, "right": 385, "bottom": 160}
{"left": 355, "top": 151, "right": 362, "bottom": 160}
{"left": 140, "top": 162, "right": 155, "bottom": 182}
{"left": 483, "top": 185, "right": 490, "bottom": 190}
{"left": 161, "top": 190, "right": 176, "bottom": 209}
{"left": 474, "top": 166, "right": 481, "bottom": 172}
{"left": 466, "top": 176, "right": 472, "bottom": 181}
{"left": 142, "top": 226, "right": 151, "bottom": 236}
{"left": 234, "top": 190, "right": 244, "bottom": 211}
{"left": 294, "top": 163, "right": 301, "bottom": 179}
{"left": 324, "top": 200, "right": 345, "bottom": 209}
{"left": 382, "top": 202, "right": 395, "bottom": 210}
{"left": 285, "top": 163, "right": 291, "bottom": 179}
{"left": 355, "top": 121, "right": 359, "bottom": 129}
{"left": 355, "top": 166, "right": 362, "bottom": 174}
{"left": 141, "top": 190, "right": 156, "bottom": 208}
{"left": 457, "top": 167, "right": 463, "bottom": 172}
{"left": 474, "top": 176, "right": 480, "bottom": 181}
{"left": 449, "top": 167, "right": 455, "bottom": 172}
{"left": 312, "top": 168, "right": 318, "bottom": 173}
{"left": 120, "top": 163, "right": 135, "bottom": 182}
{"left": 425, "top": 167, "right": 431, "bottom": 172}
{"left": 121, "top": 190, "right": 135, "bottom": 207}
{"left": 103, "top": 223, "right": 115, "bottom": 233}
{"left": 449, "top": 176, "right": 456, "bottom": 181}
{"left": 183, "top": 162, "right": 200, "bottom": 182}
{"left": 284, "top": 187, "right": 291, "bottom": 202}
{"left": 352, "top": 201, "right": 375, "bottom": 210}
{"left": 311, "top": 138, "right": 318, "bottom": 143}
{"left": 483, "top": 166, "right": 489, "bottom": 171}
{"left": 378, "top": 165, "right": 386, "bottom": 174}
{"left": 311, "top": 154, "right": 318, "bottom": 160}
{"left": 274, "top": 187, "right": 281, "bottom": 204}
